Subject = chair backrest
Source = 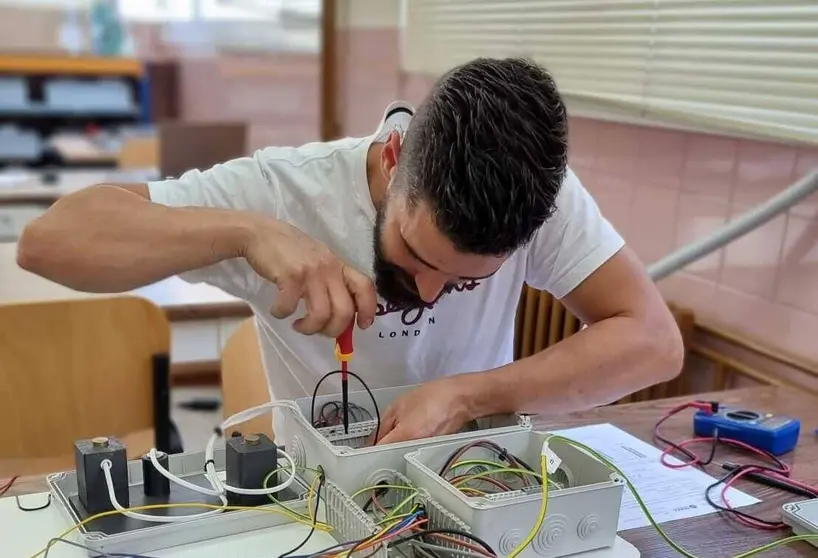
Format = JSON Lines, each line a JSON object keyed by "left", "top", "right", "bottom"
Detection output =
{"left": 220, "top": 317, "right": 274, "bottom": 439}
{"left": 0, "top": 296, "right": 170, "bottom": 465}
{"left": 514, "top": 285, "right": 694, "bottom": 403}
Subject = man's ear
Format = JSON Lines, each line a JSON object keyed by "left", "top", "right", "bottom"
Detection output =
{"left": 380, "top": 130, "right": 402, "bottom": 180}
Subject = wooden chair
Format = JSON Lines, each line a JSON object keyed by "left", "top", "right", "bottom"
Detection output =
{"left": 514, "top": 285, "right": 694, "bottom": 403}
{"left": 0, "top": 296, "right": 180, "bottom": 477}
{"left": 220, "top": 317, "right": 274, "bottom": 439}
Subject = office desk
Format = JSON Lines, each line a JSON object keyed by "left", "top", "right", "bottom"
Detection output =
{"left": 6, "top": 386, "right": 818, "bottom": 558}
{"left": 536, "top": 386, "right": 818, "bottom": 558}
{"left": 0, "top": 242, "right": 252, "bottom": 374}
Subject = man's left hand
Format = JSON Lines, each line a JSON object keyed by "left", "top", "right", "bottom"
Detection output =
{"left": 372, "top": 377, "right": 474, "bottom": 445}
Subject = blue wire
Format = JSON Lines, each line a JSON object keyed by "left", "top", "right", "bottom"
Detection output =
{"left": 288, "top": 508, "right": 426, "bottom": 558}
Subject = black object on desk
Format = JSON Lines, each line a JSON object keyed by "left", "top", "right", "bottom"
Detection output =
{"left": 722, "top": 462, "right": 817, "bottom": 498}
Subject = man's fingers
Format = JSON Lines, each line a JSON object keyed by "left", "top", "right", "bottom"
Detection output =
{"left": 270, "top": 278, "right": 302, "bottom": 319}
{"left": 293, "top": 279, "right": 331, "bottom": 335}
{"left": 376, "top": 423, "right": 411, "bottom": 446}
{"left": 343, "top": 265, "right": 377, "bottom": 329}
{"left": 324, "top": 275, "right": 356, "bottom": 337}
{"left": 369, "top": 407, "right": 397, "bottom": 445}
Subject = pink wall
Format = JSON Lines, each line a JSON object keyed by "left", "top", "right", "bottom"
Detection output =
{"left": 335, "top": 31, "right": 818, "bottom": 364}
{"left": 4, "top": 10, "right": 816, "bottom": 364}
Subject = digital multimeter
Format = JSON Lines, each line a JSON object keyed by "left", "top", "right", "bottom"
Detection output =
{"left": 693, "top": 405, "right": 800, "bottom": 456}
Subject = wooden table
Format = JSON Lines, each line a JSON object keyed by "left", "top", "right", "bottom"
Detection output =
{"left": 534, "top": 386, "right": 818, "bottom": 558}
{"left": 5, "top": 386, "right": 817, "bottom": 557}
{"left": 0, "top": 241, "right": 252, "bottom": 377}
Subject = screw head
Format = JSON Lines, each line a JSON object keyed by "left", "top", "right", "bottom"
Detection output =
{"left": 91, "top": 436, "right": 109, "bottom": 448}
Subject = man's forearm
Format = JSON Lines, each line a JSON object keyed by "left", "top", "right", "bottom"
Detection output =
{"left": 17, "top": 184, "right": 255, "bottom": 292}
{"left": 462, "top": 315, "right": 684, "bottom": 418}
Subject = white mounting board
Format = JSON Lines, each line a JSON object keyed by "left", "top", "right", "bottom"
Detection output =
{"left": 1, "top": 492, "right": 338, "bottom": 558}
{"left": 3, "top": 492, "right": 641, "bottom": 558}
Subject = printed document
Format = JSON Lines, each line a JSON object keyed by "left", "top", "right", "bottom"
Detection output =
{"left": 549, "top": 423, "right": 759, "bottom": 531}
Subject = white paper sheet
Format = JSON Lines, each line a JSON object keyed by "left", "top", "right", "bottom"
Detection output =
{"left": 549, "top": 423, "right": 760, "bottom": 531}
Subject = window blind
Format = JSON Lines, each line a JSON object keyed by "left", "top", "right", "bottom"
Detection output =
{"left": 400, "top": 0, "right": 818, "bottom": 146}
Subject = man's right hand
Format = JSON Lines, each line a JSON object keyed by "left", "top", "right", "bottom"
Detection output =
{"left": 245, "top": 220, "right": 377, "bottom": 337}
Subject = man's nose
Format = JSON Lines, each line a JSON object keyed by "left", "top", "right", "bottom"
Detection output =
{"left": 414, "top": 272, "right": 447, "bottom": 303}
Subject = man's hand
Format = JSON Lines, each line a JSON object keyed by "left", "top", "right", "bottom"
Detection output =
{"left": 244, "top": 220, "right": 377, "bottom": 337}
{"left": 372, "top": 377, "right": 474, "bottom": 445}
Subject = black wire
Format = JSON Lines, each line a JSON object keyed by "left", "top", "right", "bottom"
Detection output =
{"left": 653, "top": 404, "right": 703, "bottom": 465}
{"left": 703, "top": 466, "right": 786, "bottom": 527}
{"left": 279, "top": 467, "right": 325, "bottom": 558}
{"left": 699, "top": 428, "right": 719, "bottom": 466}
{"left": 310, "top": 370, "right": 380, "bottom": 443}
{"left": 316, "top": 401, "right": 374, "bottom": 427}
{"left": 16, "top": 493, "right": 51, "bottom": 511}
{"left": 392, "top": 529, "right": 497, "bottom": 556}
{"left": 362, "top": 481, "right": 390, "bottom": 512}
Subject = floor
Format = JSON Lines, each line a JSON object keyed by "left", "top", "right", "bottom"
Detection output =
{"left": 171, "top": 386, "right": 224, "bottom": 451}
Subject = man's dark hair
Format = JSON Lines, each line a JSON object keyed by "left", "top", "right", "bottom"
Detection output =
{"left": 396, "top": 57, "right": 568, "bottom": 256}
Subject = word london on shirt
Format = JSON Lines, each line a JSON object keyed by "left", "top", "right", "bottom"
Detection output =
{"left": 373, "top": 279, "right": 482, "bottom": 338}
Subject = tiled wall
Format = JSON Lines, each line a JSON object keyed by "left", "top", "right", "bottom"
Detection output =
{"left": 566, "top": 118, "right": 818, "bottom": 363}
{"left": 351, "top": 66, "right": 818, "bottom": 364}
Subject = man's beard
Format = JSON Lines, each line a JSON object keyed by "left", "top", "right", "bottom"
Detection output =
{"left": 372, "top": 206, "right": 453, "bottom": 311}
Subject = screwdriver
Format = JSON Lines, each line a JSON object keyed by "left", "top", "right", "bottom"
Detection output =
{"left": 335, "top": 321, "right": 355, "bottom": 434}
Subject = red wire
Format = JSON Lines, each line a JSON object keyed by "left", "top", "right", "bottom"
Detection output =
{"left": 660, "top": 436, "right": 791, "bottom": 474}
{"left": 654, "top": 401, "right": 818, "bottom": 531}
{"left": 720, "top": 467, "right": 786, "bottom": 530}
{"left": 0, "top": 476, "right": 18, "bottom": 497}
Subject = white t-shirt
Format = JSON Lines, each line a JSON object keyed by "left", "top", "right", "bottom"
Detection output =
{"left": 147, "top": 102, "right": 624, "bottom": 405}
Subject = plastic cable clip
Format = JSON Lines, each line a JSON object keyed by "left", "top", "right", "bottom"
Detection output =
{"left": 541, "top": 441, "right": 562, "bottom": 474}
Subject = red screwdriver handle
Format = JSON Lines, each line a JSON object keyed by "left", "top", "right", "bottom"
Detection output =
{"left": 335, "top": 321, "right": 355, "bottom": 363}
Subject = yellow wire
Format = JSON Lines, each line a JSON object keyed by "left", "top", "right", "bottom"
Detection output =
{"left": 505, "top": 455, "right": 549, "bottom": 558}
{"left": 264, "top": 466, "right": 330, "bottom": 528}
{"left": 547, "top": 434, "right": 818, "bottom": 558}
{"left": 28, "top": 501, "right": 332, "bottom": 558}
{"left": 506, "top": 434, "right": 818, "bottom": 558}
{"left": 451, "top": 466, "right": 560, "bottom": 490}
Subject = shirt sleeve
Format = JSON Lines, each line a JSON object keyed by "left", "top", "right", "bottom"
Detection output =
{"left": 147, "top": 152, "right": 277, "bottom": 300}
{"left": 524, "top": 168, "right": 625, "bottom": 299}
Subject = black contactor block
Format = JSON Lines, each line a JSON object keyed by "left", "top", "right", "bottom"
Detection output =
{"left": 142, "top": 451, "right": 171, "bottom": 499}
{"left": 226, "top": 432, "right": 278, "bottom": 506}
{"left": 74, "top": 436, "right": 130, "bottom": 515}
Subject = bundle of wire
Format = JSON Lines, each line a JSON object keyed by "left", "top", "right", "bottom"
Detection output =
{"left": 98, "top": 401, "right": 300, "bottom": 524}
{"left": 653, "top": 400, "right": 818, "bottom": 530}
{"left": 285, "top": 504, "right": 499, "bottom": 558}
{"left": 313, "top": 401, "right": 374, "bottom": 429}
{"left": 311, "top": 370, "right": 381, "bottom": 444}
{"left": 29, "top": 431, "right": 818, "bottom": 558}
{"left": 438, "top": 440, "right": 547, "bottom": 497}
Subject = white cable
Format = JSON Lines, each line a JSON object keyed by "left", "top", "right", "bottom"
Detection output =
{"left": 101, "top": 459, "right": 226, "bottom": 523}
{"left": 148, "top": 448, "right": 222, "bottom": 497}
{"left": 145, "top": 400, "right": 298, "bottom": 499}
